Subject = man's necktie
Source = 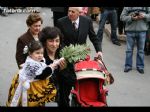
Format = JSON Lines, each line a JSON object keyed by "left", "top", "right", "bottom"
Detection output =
{"left": 72, "top": 22, "right": 78, "bottom": 31}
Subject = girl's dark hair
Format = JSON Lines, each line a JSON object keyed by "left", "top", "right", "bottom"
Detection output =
{"left": 28, "top": 40, "right": 43, "bottom": 53}
{"left": 40, "top": 26, "right": 63, "bottom": 47}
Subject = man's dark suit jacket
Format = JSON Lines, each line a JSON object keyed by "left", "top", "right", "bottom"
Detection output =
{"left": 57, "top": 15, "right": 102, "bottom": 52}
{"left": 56, "top": 15, "right": 102, "bottom": 85}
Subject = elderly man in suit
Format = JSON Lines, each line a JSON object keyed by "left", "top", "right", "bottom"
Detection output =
{"left": 56, "top": 7, "right": 102, "bottom": 107}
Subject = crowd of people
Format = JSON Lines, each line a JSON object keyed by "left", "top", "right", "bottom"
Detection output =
{"left": 4, "top": 7, "right": 150, "bottom": 107}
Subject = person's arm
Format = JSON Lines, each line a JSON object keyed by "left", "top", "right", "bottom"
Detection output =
{"left": 34, "top": 62, "right": 58, "bottom": 80}
{"left": 88, "top": 18, "right": 102, "bottom": 51}
{"left": 138, "top": 7, "right": 150, "bottom": 22}
{"left": 34, "top": 66, "right": 53, "bottom": 79}
{"left": 15, "top": 38, "right": 26, "bottom": 69}
{"left": 120, "top": 7, "right": 133, "bottom": 23}
{"left": 88, "top": 18, "right": 102, "bottom": 58}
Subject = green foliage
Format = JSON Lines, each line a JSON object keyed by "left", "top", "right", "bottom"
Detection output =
{"left": 60, "top": 44, "right": 91, "bottom": 64}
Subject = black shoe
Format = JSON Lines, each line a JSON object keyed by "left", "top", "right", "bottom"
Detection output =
{"left": 112, "top": 41, "right": 121, "bottom": 46}
{"left": 124, "top": 68, "right": 132, "bottom": 73}
{"left": 137, "top": 69, "right": 144, "bottom": 74}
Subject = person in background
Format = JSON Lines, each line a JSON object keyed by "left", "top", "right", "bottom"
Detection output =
{"left": 120, "top": 7, "right": 150, "bottom": 74}
{"left": 79, "top": 7, "right": 89, "bottom": 16}
{"left": 56, "top": 7, "right": 102, "bottom": 107}
{"left": 15, "top": 13, "right": 43, "bottom": 69}
{"left": 0, "top": 6, "right": 8, "bottom": 16}
{"left": 96, "top": 7, "right": 121, "bottom": 47}
{"left": 144, "top": 24, "right": 150, "bottom": 56}
{"left": 90, "top": 7, "right": 100, "bottom": 22}
{"left": 117, "top": 7, "right": 125, "bottom": 35}
{"left": 51, "top": 7, "right": 68, "bottom": 26}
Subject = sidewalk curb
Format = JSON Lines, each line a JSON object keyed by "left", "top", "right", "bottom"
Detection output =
{"left": 104, "top": 25, "right": 126, "bottom": 43}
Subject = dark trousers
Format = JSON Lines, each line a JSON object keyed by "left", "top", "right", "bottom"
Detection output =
{"left": 117, "top": 7, "right": 125, "bottom": 34}
{"left": 56, "top": 63, "right": 76, "bottom": 107}
{"left": 144, "top": 30, "right": 150, "bottom": 55}
{"left": 57, "top": 77, "right": 73, "bottom": 107}
{"left": 97, "top": 9, "right": 119, "bottom": 43}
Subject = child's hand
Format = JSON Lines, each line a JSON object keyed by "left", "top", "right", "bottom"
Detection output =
{"left": 49, "top": 63, "right": 58, "bottom": 70}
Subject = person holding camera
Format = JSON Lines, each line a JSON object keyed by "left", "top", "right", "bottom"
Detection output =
{"left": 120, "top": 7, "right": 150, "bottom": 74}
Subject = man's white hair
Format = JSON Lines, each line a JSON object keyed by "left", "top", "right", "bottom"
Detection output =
{"left": 78, "top": 7, "right": 83, "bottom": 12}
{"left": 69, "top": 7, "right": 83, "bottom": 12}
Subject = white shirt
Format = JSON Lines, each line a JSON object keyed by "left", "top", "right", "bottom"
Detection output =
{"left": 72, "top": 17, "right": 79, "bottom": 29}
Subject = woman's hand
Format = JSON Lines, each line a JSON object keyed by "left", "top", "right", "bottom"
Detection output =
{"left": 52, "top": 58, "right": 67, "bottom": 70}
{"left": 58, "top": 58, "right": 67, "bottom": 70}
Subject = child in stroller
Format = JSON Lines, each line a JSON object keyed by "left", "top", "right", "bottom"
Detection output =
{"left": 71, "top": 56, "right": 114, "bottom": 107}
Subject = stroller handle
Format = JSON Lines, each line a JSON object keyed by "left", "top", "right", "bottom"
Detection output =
{"left": 94, "top": 56, "right": 114, "bottom": 85}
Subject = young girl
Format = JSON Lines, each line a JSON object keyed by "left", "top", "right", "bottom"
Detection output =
{"left": 6, "top": 40, "right": 59, "bottom": 107}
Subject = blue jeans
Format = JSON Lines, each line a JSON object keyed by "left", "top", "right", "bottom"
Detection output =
{"left": 125, "top": 32, "right": 146, "bottom": 69}
{"left": 97, "top": 9, "right": 118, "bottom": 42}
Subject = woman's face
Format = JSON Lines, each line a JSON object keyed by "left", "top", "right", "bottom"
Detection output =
{"left": 29, "top": 48, "right": 44, "bottom": 62}
{"left": 29, "top": 21, "right": 42, "bottom": 35}
{"left": 46, "top": 36, "right": 60, "bottom": 53}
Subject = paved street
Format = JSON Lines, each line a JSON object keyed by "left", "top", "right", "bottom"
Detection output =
{"left": 0, "top": 7, "right": 150, "bottom": 107}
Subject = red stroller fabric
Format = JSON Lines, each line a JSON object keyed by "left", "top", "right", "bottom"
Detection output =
{"left": 71, "top": 56, "right": 108, "bottom": 107}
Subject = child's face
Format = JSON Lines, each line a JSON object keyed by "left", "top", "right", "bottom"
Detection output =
{"left": 29, "top": 48, "right": 44, "bottom": 62}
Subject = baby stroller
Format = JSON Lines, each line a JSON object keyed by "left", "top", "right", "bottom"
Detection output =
{"left": 71, "top": 56, "right": 114, "bottom": 107}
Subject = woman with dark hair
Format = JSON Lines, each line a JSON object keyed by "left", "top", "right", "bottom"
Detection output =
{"left": 39, "top": 26, "right": 66, "bottom": 90}
{"left": 6, "top": 40, "right": 60, "bottom": 107}
{"left": 40, "top": 26, "right": 65, "bottom": 70}
{"left": 40, "top": 26, "right": 63, "bottom": 60}
{"left": 6, "top": 26, "right": 66, "bottom": 107}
